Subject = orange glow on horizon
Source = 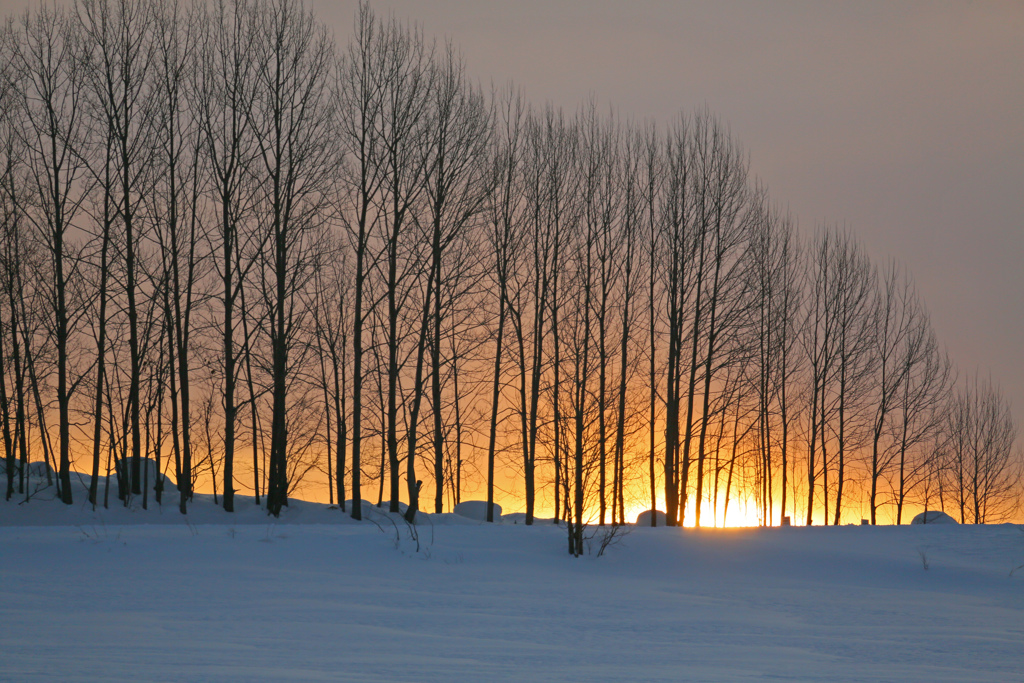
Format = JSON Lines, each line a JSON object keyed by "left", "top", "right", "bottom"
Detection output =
{"left": 621, "top": 496, "right": 773, "bottom": 528}
{"left": 57, "top": 446, "right": 1008, "bottom": 526}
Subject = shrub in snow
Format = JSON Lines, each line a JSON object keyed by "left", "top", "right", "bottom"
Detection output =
{"left": 911, "top": 510, "right": 958, "bottom": 525}
{"left": 453, "top": 500, "right": 501, "bottom": 522}
{"left": 635, "top": 509, "right": 667, "bottom": 526}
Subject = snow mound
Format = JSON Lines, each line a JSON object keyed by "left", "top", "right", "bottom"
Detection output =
{"left": 0, "top": 460, "right": 55, "bottom": 478}
{"left": 911, "top": 510, "right": 958, "bottom": 525}
{"left": 2, "top": 459, "right": 176, "bottom": 499}
{"left": 340, "top": 499, "right": 379, "bottom": 514}
{"left": 501, "top": 513, "right": 559, "bottom": 525}
{"left": 364, "top": 500, "right": 411, "bottom": 515}
{"left": 453, "top": 500, "right": 501, "bottom": 522}
{"left": 635, "top": 509, "right": 667, "bottom": 526}
{"left": 112, "top": 457, "right": 176, "bottom": 490}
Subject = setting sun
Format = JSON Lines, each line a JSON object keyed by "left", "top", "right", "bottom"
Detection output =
{"left": 623, "top": 492, "right": 772, "bottom": 528}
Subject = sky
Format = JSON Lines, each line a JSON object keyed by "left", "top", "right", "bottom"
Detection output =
{"left": 1, "top": 0, "right": 1020, "bottom": 427}
{"left": 312, "top": 0, "right": 1024, "bottom": 426}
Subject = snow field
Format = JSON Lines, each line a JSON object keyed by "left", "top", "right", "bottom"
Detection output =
{"left": 1, "top": 499, "right": 1022, "bottom": 682}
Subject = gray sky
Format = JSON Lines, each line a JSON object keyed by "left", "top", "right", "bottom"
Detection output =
{"left": 314, "top": 0, "right": 1024, "bottom": 423}
{"left": 3, "top": 0, "right": 1021, "bottom": 425}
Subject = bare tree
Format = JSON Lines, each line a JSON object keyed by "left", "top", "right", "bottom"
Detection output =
{"left": 798, "top": 228, "right": 873, "bottom": 525}
{"left": 822, "top": 230, "right": 875, "bottom": 525}
{"left": 772, "top": 211, "right": 802, "bottom": 524}
{"left": 659, "top": 113, "right": 695, "bottom": 526}
{"left": 311, "top": 235, "right": 350, "bottom": 509}
{"left": 689, "top": 112, "right": 750, "bottom": 528}
{"left": 247, "top": 0, "right": 336, "bottom": 517}
{"left": 640, "top": 121, "right": 663, "bottom": 525}
{"left": 611, "top": 122, "right": 647, "bottom": 525}
{"left": 531, "top": 104, "right": 579, "bottom": 526}
{"left": 801, "top": 228, "right": 833, "bottom": 526}
{"left": 943, "top": 374, "right": 1019, "bottom": 524}
{"left": 483, "top": 85, "right": 526, "bottom": 523}
{"left": 147, "top": 0, "right": 203, "bottom": 508}
{"left": 335, "top": 1, "right": 391, "bottom": 520}
{"left": 192, "top": 0, "right": 259, "bottom": 514}
{"left": 866, "top": 262, "right": 921, "bottom": 524}
{"left": 77, "top": 0, "right": 158, "bottom": 500}
{"left": 887, "top": 278, "right": 951, "bottom": 523}
{"left": 11, "top": 6, "right": 92, "bottom": 503}
{"left": 655, "top": 109, "right": 751, "bottom": 527}
{"left": 745, "top": 194, "right": 802, "bottom": 525}
{"left": 420, "top": 43, "right": 490, "bottom": 514}
{"left": 864, "top": 264, "right": 950, "bottom": 524}
{"left": 555, "top": 106, "right": 601, "bottom": 554}
{"left": 578, "top": 100, "right": 621, "bottom": 527}
{"left": 0, "top": 34, "right": 29, "bottom": 500}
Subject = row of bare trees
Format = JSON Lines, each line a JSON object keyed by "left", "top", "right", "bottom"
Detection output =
{"left": 0, "top": 1, "right": 1019, "bottom": 544}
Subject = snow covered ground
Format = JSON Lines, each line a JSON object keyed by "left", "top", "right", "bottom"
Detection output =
{"left": 2, "top": 495, "right": 1022, "bottom": 682}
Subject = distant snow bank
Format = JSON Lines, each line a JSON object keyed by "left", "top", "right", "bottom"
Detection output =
{"left": 1, "top": 458, "right": 175, "bottom": 495}
{"left": 0, "top": 486, "right": 514, "bottom": 527}
{"left": 911, "top": 510, "right": 959, "bottom": 525}
{"left": 453, "top": 500, "right": 500, "bottom": 521}
{"left": 634, "top": 509, "right": 667, "bottom": 526}
{"left": 0, "top": 471, "right": 986, "bottom": 532}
